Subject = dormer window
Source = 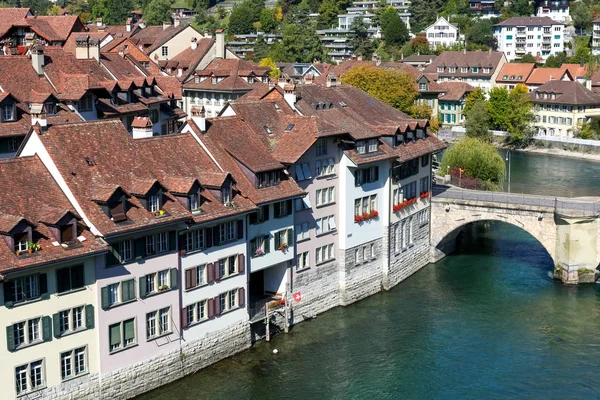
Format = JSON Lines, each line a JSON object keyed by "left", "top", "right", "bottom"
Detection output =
{"left": 248, "top": 76, "right": 254, "bottom": 84}
{"left": 60, "top": 223, "right": 75, "bottom": 243}
{"left": 461, "top": 67, "right": 468, "bottom": 73}
{"left": 437, "top": 66, "right": 444, "bottom": 73}
{"left": 189, "top": 192, "right": 201, "bottom": 212}
{"left": 419, "top": 83, "right": 427, "bottom": 91}
{"left": 257, "top": 171, "right": 280, "bottom": 188}
{"left": 195, "top": 76, "right": 200, "bottom": 83}
{"left": 76, "top": 94, "right": 93, "bottom": 112}
{"left": 145, "top": 87, "right": 152, "bottom": 96}
{"left": 148, "top": 193, "right": 161, "bottom": 212}
{"left": 221, "top": 185, "right": 231, "bottom": 205}
{"left": 395, "top": 132, "right": 404, "bottom": 146}
{"left": 503, "top": 75, "right": 508, "bottom": 80}
{"left": 109, "top": 196, "right": 127, "bottom": 222}
{"left": 212, "top": 76, "right": 218, "bottom": 84}
{"left": 45, "top": 101, "right": 56, "bottom": 115}
{"left": 2, "top": 104, "right": 15, "bottom": 121}
{"left": 449, "top": 67, "right": 456, "bottom": 73}
{"left": 14, "top": 232, "right": 28, "bottom": 253}
{"left": 483, "top": 68, "right": 490, "bottom": 73}
{"left": 367, "top": 139, "right": 378, "bottom": 153}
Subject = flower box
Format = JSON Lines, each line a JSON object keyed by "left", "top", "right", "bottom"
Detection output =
{"left": 354, "top": 210, "right": 379, "bottom": 223}
{"left": 420, "top": 191, "right": 430, "bottom": 199}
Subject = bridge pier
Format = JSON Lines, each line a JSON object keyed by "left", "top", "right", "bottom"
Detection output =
{"left": 553, "top": 214, "right": 599, "bottom": 285}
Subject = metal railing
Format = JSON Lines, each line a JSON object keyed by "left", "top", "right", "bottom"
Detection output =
{"left": 433, "top": 184, "right": 600, "bottom": 217}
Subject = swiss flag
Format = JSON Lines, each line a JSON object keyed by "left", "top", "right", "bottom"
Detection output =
{"left": 293, "top": 292, "right": 302, "bottom": 303}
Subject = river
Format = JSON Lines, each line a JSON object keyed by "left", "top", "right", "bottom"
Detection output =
{"left": 138, "top": 151, "right": 600, "bottom": 400}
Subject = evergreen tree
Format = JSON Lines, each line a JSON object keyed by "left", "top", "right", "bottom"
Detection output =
{"left": 317, "top": 0, "right": 340, "bottom": 29}
{"left": 408, "top": 0, "right": 444, "bottom": 33}
{"left": 466, "top": 19, "right": 496, "bottom": 49}
{"left": 280, "top": 0, "right": 325, "bottom": 62}
{"left": 22, "top": 0, "right": 52, "bottom": 14}
{"left": 229, "top": 3, "right": 255, "bottom": 34}
{"left": 260, "top": 8, "right": 277, "bottom": 32}
{"left": 253, "top": 34, "right": 269, "bottom": 59}
{"left": 93, "top": 0, "right": 133, "bottom": 25}
{"left": 350, "top": 17, "right": 373, "bottom": 59}
{"left": 382, "top": 12, "right": 409, "bottom": 46}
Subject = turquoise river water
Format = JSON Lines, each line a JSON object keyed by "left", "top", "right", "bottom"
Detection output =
{"left": 139, "top": 151, "right": 600, "bottom": 400}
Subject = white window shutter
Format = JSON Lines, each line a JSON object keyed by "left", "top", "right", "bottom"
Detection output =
{"left": 316, "top": 218, "right": 322, "bottom": 234}
{"left": 329, "top": 216, "right": 336, "bottom": 230}
{"left": 303, "top": 195, "right": 312, "bottom": 208}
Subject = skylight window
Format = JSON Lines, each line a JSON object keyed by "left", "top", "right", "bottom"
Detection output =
{"left": 339, "top": 101, "right": 347, "bottom": 107}
{"left": 274, "top": 104, "right": 280, "bottom": 111}
{"left": 285, "top": 124, "right": 295, "bottom": 132}
{"left": 264, "top": 125, "right": 272, "bottom": 134}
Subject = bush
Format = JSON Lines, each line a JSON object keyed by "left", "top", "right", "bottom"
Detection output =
{"left": 440, "top": 138, "right": 505, "bottom": 184}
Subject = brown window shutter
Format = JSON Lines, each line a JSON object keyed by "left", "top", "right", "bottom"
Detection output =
{"left": 213, "top": 226, "right": 220, "bottom": 246}
{"left": 185, "top": 268, "right": 193, "bottom": 290}
{"left": 214, "top": 296, "right": 221, "bottom": 316}
{"left": 181, "top": 308, "right": 188, "bottom": 329}
{"left": 191, "top": 268, "right": 197, "bottom": 288}
{"left": 238, "top": 287, "right": 245, "bottom": 308}
{"left": 178, "top": 234, "right": 187, "bottom": 256}
{"left": 208, "top": 298, "right": 214, "bottom": 318}
{"left": 237, "top": 254, "right": 245, "bottom": 273}
{"left": 214, "top": 262, "right": 221, "bottom": 281}
{"left": 207, "top": 262, "right": 214, "bottom": 283}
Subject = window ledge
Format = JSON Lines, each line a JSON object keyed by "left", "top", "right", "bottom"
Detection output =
{"left": 147, "top": 331, "right": 172, "bottom": 342}
{"left": 295, "top": 266, "right": 311, "bottom": 273}
{"left": 145, "top": 287, "right": 174, "bottom": 298}
{"left": 58, "top": 326, "right": 87, "bottom": 338}
{"left": 316, "top": 173, "right": 337, "bottom": 180}
{"left": 185, "top": 282, "right": 209, "bottom": 293}
{"left": 17, "top": 385, "right": 47, "bottom": 398}
{"left": 315, "top": 202, "right": 335, "bottom": 208}
{"left": 315, "top": 230, "right": 336, "bottom": 238}
{"left": 105, "top": 298, "right": 137, "bottom": 310}
{"left": 315, "top": 259, "right": 335, "bottom": 266}
{"left": 8, "top": 296, "right": 46, "bottom": 308}
{"left": 215, "top": 272, "right": 241, "bottom": 283}
{"left": 61, "top": 371, "right": 89, "bottom": 384}
{"left": 216, "top": 305, "right": 244, "bottom": 317}
{"left": 56, "top": 286, "right": 87, "bottom": 297}
{"left": 296, "top": 238, "right": 310, "bottom": 244}
{"left": 109, "top": 343, "right": 138, "bottom": 355}
{"left": 185, "top": 318, "right": 210, "bottom": 329}
{"left": 14, "top": 338, "right": 45, "bottom": 351}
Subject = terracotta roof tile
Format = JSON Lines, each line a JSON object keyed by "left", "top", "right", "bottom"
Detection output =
{"left": 184, "top": 59, "right": 270, "bottom": 92}
{"left": 159, "top": 38, "right": 214, "bottom": 81}
{"left": 525, "top": 67, "right": 572, "bottom": 85}
{"left": 531, "top": 80, "right": 600, "bottom": 105}
{"left": 496, "top": 63, "right": 536, "bottom": 84}
{"left": 424, "top": 51, "right": 505, "bottom": 78}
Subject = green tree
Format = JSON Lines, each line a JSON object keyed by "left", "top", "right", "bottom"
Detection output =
{"left": 487, "top": 87, "right": 510, "bottom": 131}
{"left": 317, "top": 0, "right": 339, "bottom": 29}
{"left": 571, "top": 1, "right": 592, "bottom": 35}
{"left": 253, "top": 34, "right": 270, "bottom": 59}
{"left": 279, "top": 0, "right": 326, "bottom": 62}
{"left": 350, "top": 17, "right": 373, "bottom": 58}
{"left": 544, "top": 52, "right": 568, "bottom": 67}
{"left": 259, "top": 57, "right": 280, "bottom": 79}
{"left": 464, "top": 100, "right": 491, "bottom": 141}
{"left": 408, "top": 103, "right": 432, "bottom": 119}
{"left": 408, "top": 0, "right": 444, "bottom": 33}
{"left": 463, "top": 87, "right": 486, "bottom": 115}
{"left": 381, "top": 9, "right": 409, "bottom": 46}
{"left": 143, "top": 0, "right": 171, "bottom": 25}
{"left": 21, "top": 0, "right": 52, "bottom": 15}
{"left": 260, "top": 8, "right": 277, "bottom": 32}
{"left": 516, "top": 53, "right": 537, "bottom": 63}
{"left": 229, "top": 3, "right": 255, "bottom": 34}
{"left": 466, "top": 19, "right": 496, "bottom": 49}
{"left": 440, "top": 138, "right": 506, "bottom": 185}
{"left": 507, "top": 84, "right": 534, "bottom": 145}
{"left": 93, "top": 0, "right": 133, "bottom": 25}
{"left": 371, "top": 0, "right": 387, "bottom": 27}
{"left": 506, "top": 0, "right": 533, "bottom": 16}
{"left": 575, "top": 122, "right": 596, "bottom": 139}
{"left": 341, "top": 66, "right": 418, "bottom": 112}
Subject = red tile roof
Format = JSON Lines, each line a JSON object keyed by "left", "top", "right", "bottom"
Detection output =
{"left": 496, "top": 63, "right": 536, "bottom": 84}
{"left": 159, "top": 38, "right": 214, "bottom": 81}
{"left": 184, "top": 59, "right": 270, "bottom": 92}
{"left": 526, "top": 67, "right": 572, "bottom": 85}
{"left": 0, "top": 156, "right": 107, "bottom": 273}
{"left": 531, "top": 81, "right": 600, "bottom": 106}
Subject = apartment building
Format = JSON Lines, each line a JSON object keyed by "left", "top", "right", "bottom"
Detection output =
{"left": 535, "top": 0, "right": 570, "bottom": 23}
{"left": 494, "top": 17, "right": 565, "bottom": 62}
{"left": 531, "top": 80, "right": 600, "bottom": 137}
{"left": 425, "top": 17, "right": 461, "bottom": 50}
{"left": 593, "top": 18, "right": 600, "bottom": 55}
{"left": 468, "top": 0, "right": 499, "bottom": 18}
{"left": 423, "top": 50, "right": 507, "bottom": 92}
{"left": 0, "top": 156, "right": 107, "bottom": 399}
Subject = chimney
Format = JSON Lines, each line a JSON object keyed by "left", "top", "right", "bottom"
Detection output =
{"left": 139, "top": 20, "right": 146, "bottom": 29}
{"left": 163, "top": 21, "right": 172, "bottom": 30}
{"left": 174, "top": 17, "right": 181, "bottom": 27}
{"left": 277, "top": 77, "right": 287, "bottom": 89}
{"left": 31, "top": 45, "right": 44, "bottom": 76}
{"left": 89, "top": 37, "right": 100, "bottom": 62}
{"left": 586, "top": 79, "right": 592, "bottom": 90}
{"left": 30, "top": 103, "right": 47, "bottom": 130}
{"left": 96, "top": 18, "right": 103, "bottom": 27}
{"left": 177, "top": 68, "right": 183, "bottom": 77}
{"left": 326, "top": 73, "right": 337, "bottom": 88}
{"left": 131, "top": 117, "right": 153, "bottom": 139}
{"left": 215, "top": 29, "right": 225, "bottom": 59}
{"left": 75, "top": 35, "right": 89, "bottom": 60}
{"left": 283, "top": 84, "right": 297, "bottom": 110}
{"left": 126, "top": 18, "right": 132, "bottom": 32}
{"left": 118, "top": 46, "right": 125, "bottom": 58}
{"left": 191, "top": 37, "right": 198, "bottom": 50}
{"left": 191, "top": 106, "right": 206, "bottom": 133}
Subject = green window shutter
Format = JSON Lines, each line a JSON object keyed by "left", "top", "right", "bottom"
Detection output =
{"left": 6, "top": 325, "right": 15, "bottom": 352}
{"left": 274, "top": 232, "right": 280, "bottom": 250}
{"left": 39, "top": 274, "right": 48, "bottom": 300}
{"left": 287, "top": 228, "right": 294, "bottom": 246}
{"left": 286, "top": 200, "right": 292, "bottom": 216}
{"left": 139, "top": 277, "right": 147, "bottom": 299}
{"left": 169, "top": 231, "right": 176, "bottom": 252}
{"left": 274, "top": 202, "right": 281, "bottom": 217}
{"left": 264, "top": 236, "right": 270, "bottom": 253}
{"left": 134, "top": 238, "right": 145, "bottom": 259}
{"left": 106, "top": 245, "right": 120, "bottom": 266}
{"left": 124, "top": 319, "right": 135, "bottom": 343}
{"left": 101, "top": 287, "right": 109, "bottom": 310}
{"left": 52, "top": 313, "right": 61, "bottom": 338}
{"left": 3, "top": 280, "right": 15, "bottom": 306}
{"left": 123, "top": 279, "right": 135, "bottom": 302}
{"left": 85, "top": 305, "right": 94, "bottom": 329}
{"left": 170, "top": 268, "right": 178, "bottom": 290}
{"left": 109, "top": 324, "right": 121, "bottom": 348}
{"left": 42, "top": 316, "right": 52, "bottom": 342}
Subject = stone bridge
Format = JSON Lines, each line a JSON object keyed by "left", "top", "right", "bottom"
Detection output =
{"left": 430, "top": 185, "right": 600, "bottom": 284}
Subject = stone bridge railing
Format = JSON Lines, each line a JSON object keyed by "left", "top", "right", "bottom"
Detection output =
{"left": 432, "top": 185, "right": 600, "bottom": 217}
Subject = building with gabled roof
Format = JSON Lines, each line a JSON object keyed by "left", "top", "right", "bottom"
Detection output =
{"left": 496, "top": 63, "right": 537, "bottom": 90}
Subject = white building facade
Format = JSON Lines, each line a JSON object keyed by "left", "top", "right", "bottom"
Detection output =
{"left": 425, "top": 17, "right": 461, "bottom": 50}
{"left": 494, "top": 17, "right": 565, "bottom": 62}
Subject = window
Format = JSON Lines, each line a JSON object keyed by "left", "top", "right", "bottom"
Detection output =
{"left": 316, "top": 158, "right": 335, "bottom": 177}
{"left": 15, "top": 360, "right": 44, "bottom": 395}
{"left": 418, "top": 209, "right": 429, "bottom": 226}
{"left": 295, "top": 196, "right": 311, "bottom": 211}
{"left": 9, "top": 318, "right": 42, "bottom": 349}
{"left": 185, "top": 264, "right": 208, "bottom": 290}
{"left": 274, "top": 200, "right": 292, "bottom": 218}
{"left": 161, "top": 46, "right": 168, "bottom": 56}
{"left": 297, "top": 251, "right": 309, "bottom": 270}
{"left": 354, "top": 248, "right": 360, "bottom": 264}
{"left": 76, "top": 94, "right": 93, "bottom": 112}
{"left": 354, "top": 195, "right": 377, "bottom": 218}
{"left": 315, "top": 138, "right": 327, "bottom": 156}
{"left": 420, "top": 176, "right": 430, "bottom": 194}
{"left": 421, "top": 155, "right": 429, "bottom": 167}
{"left": 186, "top": 300, "right": 207, "bottom": 325}
{"left": 257, "top": 170, "right": 280, "bottom": 188}
{"left": 404, "top": 181, "right": 417, "bottom": 200}
{"left": 274, "top": 228, "right": 293, "bottom": 250}
{"left": 393, "top": 158, "right": 419, "bottom": 181}
{"left": 148, "top": 194, "right": 161, "bottom": 212}
{"left": 61, "top": 347, "right": 86, "bottom": 380}
{"left": 141, "top": 269, "right": 173, "bottom": 297}
{"left": 315, "top": 243, "right": 334, "bottom": 265}
{"left": 109, "top": 319, "right": 136, "bottom": 352}
{"left": 295, "top": 163, "right": 312, "bottom": 181}
{"left": 437, "top": 66, "right": 444, "bottom": 73}
{"left": 367, "top": 139, "right": 378, "bottom": 153}
{"left": 409, "top": 217, "right": 414, "bottom": 245}
{"left": 316, "top": 215, "right": 336, "bottom": 235}
{"left": 118, "top": 240, "right": 133, "bottom": 262}
{"left": 356, "top": 140, "right": 366, "bottom": 154}
{"left": 449, "top": 67, "right": 456, "bottom": 73}
{"left": 295, "top": 222, "right": 309, "bottom": 241}
{"left": 146, "top": 307, "right": 170, "bottom": 340}
{"left": 186, "top": 229, "right": 205, "bottom": 251}
{"left": 251, "top": 235, "right": 270, "bottom": 257}
{"left": 419, "top": 83, "right": 427, "bottom": 91}
{"left": 218, "top": 221, "right": 237, "bottom": 242}
{"left": 315, "top": 187, "right": 335, "bottom": 206}
{"left": 217, "top": 255, "right": 238, "bottom": 279}
{"left": 189, "top": 192, "right": 201, "bottom": 212}
{"left": 56, "top": 265, "right": 84, "bottom": 293}
{"left": 354, "top": 166, "right": 379, "bottom": 186}
{"left": 103, "top": 280, "right": 136, "bottom": 308}
{"left": 56, "top": 306, "right": 86, "bottom": 336}
{"left": 144, "top": 232, "right": 168, "bottom": 255}
{"left": 14, "top": 232, "right": 28, "bottom": 253}
{"left": 6, "top": 274, "right": 41, "bottom": 304}
{"left": 393, "top": 188, "right": 403, "bottom": 206}
{"left": 472, "top": 67, "right": 478, "bottom": 73}
{"left": 249, "top": 205, "right": 270, "bottom": 224}
{"left": 221, "top": 186, "right": 231, "bottom": 204}
{"left": 8, "top": 137, "right": 20, "bottom": 151}
{"left": 149, "top": 109, "right": 159, "bottom": 123}
{"left": 212, "top": 76, "right": 218, "bottom": 84}
{"left": 461, "top": 67, "right": 468, "bottom": 73}
{"left": 2, "top": 104, "right": 14, "bottom": 121}
{"left": 218, "top": 290, "right": 238, "bottom": 312}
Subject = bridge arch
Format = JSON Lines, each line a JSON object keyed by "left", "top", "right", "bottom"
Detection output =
{"left": 430, "top": 200, "right": 557, "bottom": 265}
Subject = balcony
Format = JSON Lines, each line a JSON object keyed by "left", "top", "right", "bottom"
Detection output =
{"left": 515, "top": 48, "right": 526, "bottom": 54}
{"left": 542, "top": 36, "right": 551, "bottom": 43}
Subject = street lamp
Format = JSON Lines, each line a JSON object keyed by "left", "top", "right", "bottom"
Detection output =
{"left": 505, "top": 151, "right": 511, "bottom": 193}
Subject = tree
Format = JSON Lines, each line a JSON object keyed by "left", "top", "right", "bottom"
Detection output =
{"left": 440, "top": 138, "right": 506, "bottom": 185}
{"left": 544, "top": 52, "right": 568, "bottom": 67}
{"left": 466, "top": 19, "right": 496, "bottom": 49}
{"left": 464, "top": 100, "right": 491, "bottom": 141}
{"left": 229, "top": 3, "right": 255, "bottom": 34}
{"left": 21, "top": 0, "right": 52, "bottom": 15}
{"left": 253, "top": 34, "right": 270, "bottom": 59}
{"left": 400, "top": 35, "right": 433, "bottom": 57}
{"left": 516, "top": 53, "right": 537, "bottom": 63}
{"left": 92, "top": 0, "right": 133, "bottom": 25}
{"left": 279, "top": 0, "right": 326, "bottom": 62}
{"left": 259, "top": 57, "right": 280, "bottom": 79}
{"left": 487, "top": 87, "right": 510, "bottom": 131}
{"left": 371, "top": 0, "right": 387, "bottom": 27}
{"left": 505, "top": 0, "right": 533, "bottom": 17}
{"left": 350, "top": 17, "right": 373, "bottom": 58}
{"left": 571, "top": 1, "right": 592, "bottom": 35}
{"left": 408, "top": 0, "right": 444, "bottom": 33}
{"left": 463, "top": 87, "right": 486, "bottom": 115}
{"left": 341, "top": 66, "right": 418, "bottom": 112}
{"left": 507, "top": 84, "right": 534, "bottom": 145}
{"left": 408, "top": 103, "right": 432, "bottom": 119}
{"left": 260, "top": 8, "right": 277, "bottom": 32}
{"left": 144, "top": 0, "right": 171, "bottom": 25}
{"left": 317, "top": 0, "right": 339, "bottom": 29}
{"left": 382, "top": 10, "right": 409, "bottom": 46}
